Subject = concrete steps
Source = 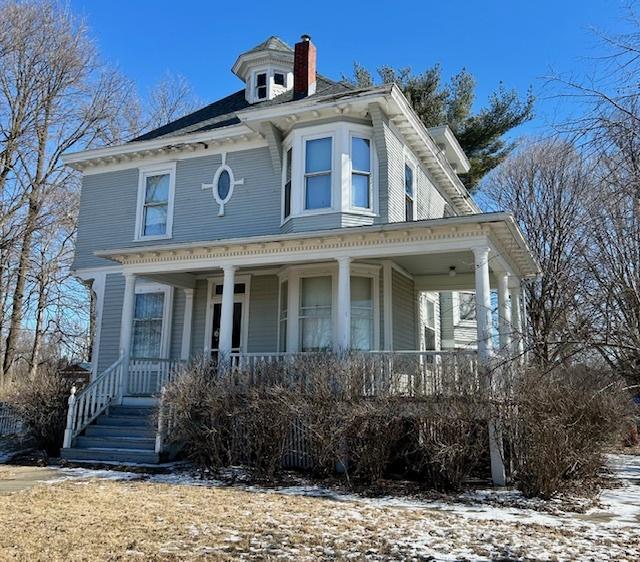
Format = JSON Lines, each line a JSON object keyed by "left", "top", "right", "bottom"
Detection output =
{"left": 61, "top": 404, "right": 160, "bottom": 465}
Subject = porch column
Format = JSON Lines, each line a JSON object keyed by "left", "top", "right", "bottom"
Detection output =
{"left": 218, "top": 264, "right": 237, "bottom": 362}
{"left": 510, "top": 282, "right": 525, "bottom": 361}
{"left": 180, "top": 288, "right": 195, "bottom": 361}
{"left": 473, "top": 247, "right": 493, "bottom": 361}
{"left": 119, "top": 273, "right": 136, "bottom": 397}
{"left": 497, "top": 273, "right": 512, "bottom": 353}
{"left": 336, "top": 257, "right": 352, "bottom": 351}
{"left": 473, "top": 247, "right": 506, "bottom": 487}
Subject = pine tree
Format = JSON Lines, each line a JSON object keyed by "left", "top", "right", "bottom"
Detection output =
{"left": 350, "top": 63, "right": 534, "bottom": 191}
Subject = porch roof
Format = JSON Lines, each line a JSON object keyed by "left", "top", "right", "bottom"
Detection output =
{"left": 93, "top": 212, "right": 540, "bottom": 279}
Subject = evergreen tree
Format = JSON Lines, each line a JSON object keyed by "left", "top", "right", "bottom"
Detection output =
{"left": 350, "top": 63, "right": 534, "bottom": 190}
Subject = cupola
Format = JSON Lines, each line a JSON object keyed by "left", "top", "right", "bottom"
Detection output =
{"left": 232, "top": 36, "right": 295, "bottom": 104}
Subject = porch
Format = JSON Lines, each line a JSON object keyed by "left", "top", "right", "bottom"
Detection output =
{"left": 64, "top": 214, "right": 538, "bottom": 477}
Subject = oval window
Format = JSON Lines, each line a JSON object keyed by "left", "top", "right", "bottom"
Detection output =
{"left": 217, "top": 170, "right": 231, "bottom": 200}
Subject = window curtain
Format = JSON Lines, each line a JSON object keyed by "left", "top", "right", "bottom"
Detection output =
{"left": 351, "top": 276, "right": 373, "bottom": 350}
{"left": 132, "top": 292, "right": 164, "bottom": 358}
{"left": 300, "top": 276, "right": 332, "bottom": 351}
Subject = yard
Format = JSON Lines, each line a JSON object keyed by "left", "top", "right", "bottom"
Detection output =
{"left": 0, "top": 455, "right": 639, "bottom": 561}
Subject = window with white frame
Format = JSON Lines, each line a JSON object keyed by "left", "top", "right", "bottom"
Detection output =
{"left": 424, "top": 296, "right": 436, "bottom": 350}
{"left": 131, "top": 292, "right": 164, "bottom": 358}
{"left": 351, "top": 136, "right": 371, "bottom": 209}
{"left": 304, "top": 137, "right": 332, "bottom": 210}
{"left": 458, "top": 292, "right": 476, "bottom": 321}
{"left": 283, "top": 147, "right": 292, "bottom": 220}
{"left": 279, "top": 280, "right": 288, "bottom": 352}
{"left": 299, "top": 276, "right": 332, "bottom": 351}
{"left": 351, "top": 276, "right": 374, "bottom": 350}
{"left": 404, "top": 163, "right": 415, "bottom": 221}
{"left": 136, "top": 165, "right": 175, "bottom": 240}
{"left": 255, "top": 72, "right": 267, "bottom": 100}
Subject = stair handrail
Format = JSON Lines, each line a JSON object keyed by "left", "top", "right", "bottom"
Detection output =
{"left": 63, "top": 355, "right": 125, "bottom": 449}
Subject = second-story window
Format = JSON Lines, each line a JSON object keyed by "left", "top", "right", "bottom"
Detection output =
{"left": 143, "top": 173, "right": 169, "bottom": 236}
{"left": 284, "top": 148, "right": 292, "bottom": 219}
{"left": 351, "top": 136, "right": 371, "bottom": 209}
{"left": 404, "top": 163, "right": 415, "bottom": 221}
{"left": 136, "top": 164, "right": 175, "bottom": 240}
{"left": 304, "top": 137, "right": 332, "bottom": 210}
{"left": 255, "top": 72, "right": 267, "bottom": 100}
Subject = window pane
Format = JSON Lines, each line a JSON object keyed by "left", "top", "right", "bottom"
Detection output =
{"left": 305, "top": 174, "right": 331, "bottom": 209}
{"left": 274, "top": 73, "right": 285, "bottom": 86}
{"left": 145, "top": 174, "right": 169, "bottom": 203}
{"left": 143, "top": 205, "right": 167, "bottom": 236}
{"left": 352, "top": 137, "right": 370, "bottom": 172}
{"left": 351, "top": 277, "right": 372, "bottom": 307}
{"left": 351, "top": 277, "right": 373, "bottom": 351}
{"left": 217, "top": 170, "right": 231, "bottom": 200}
{"left": 301, "top": 276, "right": 332, "bottom": 308}
{"left": 405, "top": 196, "right": 414, "bottom": 222}
{"left": 256, "top": 73, "right": 266, "bottom": 86}
{"left": 352, "top": 173, "right": 370, "bottom": 208}
{"left": 459, "top": 293, "right": 476, "bottom": 321}
{"left": 134, "top": 293, "right": 164, "bottom": 319}
{"left": 132, "top": 320, "right": 162, "bottom": 357}
{"left": 257, "top": 86, "right": 267, "bottom": 99}
{"left": 285, "top": 148, "right": 292, "bottom": 182}
{"left": 300, "top": 276, "right": 332, "bottom": 352}
{"left": 301, "top": 317, "right": 332, "bottom": 351}
{"left": 305, "top": 137, "right": 332, "bottom": 173}
{"left": 404, "top": 164, "right": 414, "bottom": 197}
{"left": 132, "top": 292, "right": 164, "bottom": 358}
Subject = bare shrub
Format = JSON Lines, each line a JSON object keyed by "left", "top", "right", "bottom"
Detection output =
{"left": 162, "top": 353, "right": 495, "bottom": 489}
{"left": 3, "top": 370, "right": 72, "bottom": 456}
{"left": 507, "top": 365, "right": 634, "bottom": 499}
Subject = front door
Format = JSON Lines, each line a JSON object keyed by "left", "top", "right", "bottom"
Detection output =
{"left": 211, "top": 301, "right": 243, "bottom": 356}
{"left": 209, "top": 280, "right": 247, "bottom": 358}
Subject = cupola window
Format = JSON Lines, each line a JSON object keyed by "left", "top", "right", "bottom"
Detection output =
{"left": 255, "top": 72, "right": 267, "bottom": 100}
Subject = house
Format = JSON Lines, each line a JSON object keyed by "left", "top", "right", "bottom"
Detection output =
{"left": 60, "top": 36, "right": 539, "bottom": 479}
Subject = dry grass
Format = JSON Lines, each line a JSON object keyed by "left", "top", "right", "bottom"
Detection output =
{"left": 0, "top": 478, "right": 638, "bottom": 561}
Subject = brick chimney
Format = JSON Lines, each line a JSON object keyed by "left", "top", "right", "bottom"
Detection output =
{"left": 293, "top": 34, "right": 317, "bottom": 99}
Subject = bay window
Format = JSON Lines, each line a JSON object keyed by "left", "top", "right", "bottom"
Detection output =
{"left": 351, "top": 136, "right": 371, "bottom": 209}
{"left": 131, "top": 292, "right": 164, "bottom": 358}
{"left": 299, "top": 276, "right": 332, "bottom": 351}
{"left": 304, "top": 137, "right": 332, "bottom": 210}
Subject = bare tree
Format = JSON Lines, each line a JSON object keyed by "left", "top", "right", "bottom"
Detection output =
{"left": 0, "top": 0, "right": 131, "bottom": 377}
{"left": 483, "top": 139, "right": 596, "bottom": 366}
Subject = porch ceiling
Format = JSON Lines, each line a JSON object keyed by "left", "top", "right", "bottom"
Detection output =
{"left": 94, "top": 212, "right": 540, "bottom": 280}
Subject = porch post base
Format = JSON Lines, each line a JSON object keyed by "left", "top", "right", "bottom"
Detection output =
{"left": 488, "top": 419, "right": 506, "bottom": 486}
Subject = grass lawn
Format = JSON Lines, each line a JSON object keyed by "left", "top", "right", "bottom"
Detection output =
{"left": 0, "top": 465, "right": 639, "bottom": 561}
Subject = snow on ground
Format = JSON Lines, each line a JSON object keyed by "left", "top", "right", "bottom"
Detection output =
{"left": 3, "top": 453, "right": 638, "bottom": 560}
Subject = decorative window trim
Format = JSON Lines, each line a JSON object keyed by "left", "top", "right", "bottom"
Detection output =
{"left": 134, "top": 162, "right": 176, "bottom": 242}
{"left": 201, "top": 153, "right": 245, "bottom": 216}
{"left": 133, "top": 281, "right": 174, "bottom": 359}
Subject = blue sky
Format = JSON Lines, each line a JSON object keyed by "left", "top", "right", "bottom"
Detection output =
{"left": 70, "top": 0, "right": 627, "bottom": 137}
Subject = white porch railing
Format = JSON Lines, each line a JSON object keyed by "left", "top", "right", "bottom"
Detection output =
{"left": 227, "top": 350, "right": 479, "bottom": 396}
{"left": 127, "top": 357, "right": 187, "bottom": 396}
{"left": 63, "top": 356, "right": 125, "bottom": 448}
